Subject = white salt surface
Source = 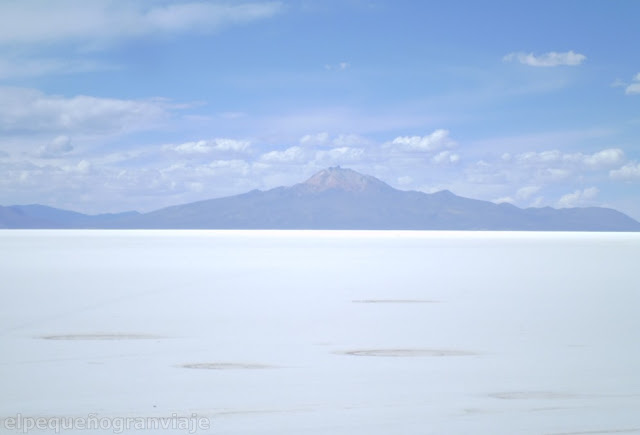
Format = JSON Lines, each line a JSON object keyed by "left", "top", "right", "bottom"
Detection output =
{"left": 1, "top": 230, "right": 639, "bottom": 434}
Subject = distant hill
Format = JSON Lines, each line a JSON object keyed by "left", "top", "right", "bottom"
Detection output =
{"left": 0, "top": 205, "right": 139, "bottom": 229}
{"left": 2, "top": 167, "right": 639, "bottom": 231}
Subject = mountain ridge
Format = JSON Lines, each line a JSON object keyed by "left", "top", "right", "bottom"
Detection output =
{"left": 1, "top": 167, "right": 639, "bottom": 231}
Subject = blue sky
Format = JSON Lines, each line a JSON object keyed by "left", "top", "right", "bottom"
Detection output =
{"left": 1, "top": 0, "right": 639, "bottom": 219}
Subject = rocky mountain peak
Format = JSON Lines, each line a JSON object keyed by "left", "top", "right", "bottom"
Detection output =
{"left": 301, "top": 166, "right": 392, "bottom": 193}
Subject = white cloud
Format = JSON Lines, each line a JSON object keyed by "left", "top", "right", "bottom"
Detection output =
{"left": 0, "top": 1, "right": 284, "bottom": 46}
{"left": 170, "top": 138, "right": 251, "bottom": 154}
{"left": 557, "top": 187, "right": 599, "bottom": 208}
{"left": 3, "top": 121, "right": 635, "bottom": 218}
{"left": 299, "top": 132, "right": 368, "bottom": 148}
{"left": 397, "top": 176, "right": 412, "bottom": 186}
{"left": 187, "top": 182, "right": 204, "bottom": 193}
{"left": 582, "top": 148, "right": 624, "bottom": 168}
{"left": 300, "top": 132, "right": 329, "bottom": 147}
{"left": 529, "top": 196, "right": 545, "bottom": 208}
{"left": 332, "top": 134, "right": 368, "bottom": 147}
{"left": 610, "top": 162, "right": 640, "bottom": 181}
{"left": 515, "top": 148, "right": 624, "bottom": 169}
{"left": 213, "top": 138, "right": 252, "bottom": 152}
{"left": 431, "top": 150, "right": 460, "bottom": 165}
{"left": 503, "top": 50, "right": 586, "bottom": 67}
{"left": 218, "top": 112, "right": 247, "bottom": 120}
{"left": 0, "top": 87, "right": 169, "bottom": 134}
{"left": 207, "top": 159, "right": 251, "bottom": 173}
{"left": 315, "top": 147, "right": 364, "bottom": 163}
{"left": 391, "top": 129, "right": 456, "bottom": 152}
{"left": 610, "top": 73, "right": 640, "bottom": 95}
{"left": 465, "top": 146, "right": 626, "bottom": 205}
{"left": 36, "top": 135, "right": 74, "bottom": 158}
{"left": 516, "top": 185, "right": 541, "bottom": 200}
{"left": 493, "top": 189, "right": 544, "bottom": 207}
{"left": 517, "top": 150, "right": 563, "bottom": 163}
{"left": 611, "top": 78, "right": 627, "bottom": 88}
{"left": 493, "top": 196, "right": 515, "bottom": 204}
{"left": 324, "top": 62, "right": 350, "bottom": 71}
{"left": 544, "top": 168, "right": 571, "bottom": 181}
{"left": 173, "top": 141, "right": 211, "bottom": 154}
{"left": 260, "top": 146, "right": 307, "bottom": 163}
{"left": 0, "top": 57, "right": 114, "bottom": 79}
{"left": 142, "top": 2, "right": 282, "bottom": 33}
{"left": 625, "top": 73, "right": 640, "bottom": 95}
{"left": 75, "top": 160, "right": 92, "bottom": 174}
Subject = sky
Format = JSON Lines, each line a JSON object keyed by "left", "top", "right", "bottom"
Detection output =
{"left": 0, "top": 0, "right": 639, "bottom": 220}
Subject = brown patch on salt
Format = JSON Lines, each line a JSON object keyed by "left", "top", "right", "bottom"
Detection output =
{"left": 214, "top": 408, "right": 310, "bottom": 416}
{"left": 180, "top": 363, "right": 275, "bottom": 370}
{"left": 547, "top": 429, "right": 640, "bottom": 435}
{"left": 489, "top": 391, "right": 579, "bottom": 400}
{"left": 352, "top": 299, "right": 438, "bottom": 304}
{"left": 336, "top": 348, "right": 476, "bottom": 357}
{"left": 41, "top": 334, "right": 163, "bottom": 341}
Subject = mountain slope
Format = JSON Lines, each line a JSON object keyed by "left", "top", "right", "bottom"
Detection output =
{"left": 113, "top": 167, "right": 640, "bottom": 230}
{"left": 2, "top": 167, "right": 639, "bottom": 230}
{"left": 0, "top": 205, "right": 139, "bottom": 229}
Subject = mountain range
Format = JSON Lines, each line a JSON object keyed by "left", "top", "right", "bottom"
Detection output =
{"left": 2, "top": 167, "right": 639, "bottom": 231}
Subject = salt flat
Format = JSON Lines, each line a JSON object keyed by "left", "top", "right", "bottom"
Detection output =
{"left": 1, "top": 230, "right": 639, "bottom": 435}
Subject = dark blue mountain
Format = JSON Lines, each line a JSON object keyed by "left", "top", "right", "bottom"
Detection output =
{"left": 0, "top": 204, "right": 139, "bottom": 229}
{"left": 1, "top": 167, "right": 639, "bottom": 231}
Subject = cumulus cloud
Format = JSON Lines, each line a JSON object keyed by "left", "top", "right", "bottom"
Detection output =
{"left": 492, "top": 187, "right": 542, "bottom": 205}
{"left": 397, "top": 176, "right": 412, "bottom": 186}
{"left": 465, "top": 146, "right": 628, "bottom": 207}
{"left": 582, "top": 148, "right": 625, "bottom": 168}
{"left": 625, "top": 73, "right": 640, "bottom": 95}
{"left": 516, "top": 185, "right": 541, "bottom": 200}
{"left": 493, "top": 196, "right": 514, "bottom": 204}
{"left": 260, "top": 146, "right": 307, "bottom": 163}
{"left": 315, "top": 147, "right": 364, "bottom": 164}
{"left": 36, "top": 135, "right": 74, "bottom": 158}
{"left": 391, "top": 129, "right": 456, "bottom": 152}
{"left": 299, "top": 132, "right": 368, "bottom": 148}
{"left": 545, "top": 168, "right": 572, "bottom": 181}
{"left": 207, "top": 159, "right": 251, "bottom": 173}
{"left": 611, "top": 73, "right": 640, "bottom": 95}
{"left": 170, "top": 138, "right": 251, "bottom": 154}
{"left": 431, "top": 150, "right": 460, "bottom": 165}
{"left": 503, "top": 50, "right": 586, "bottom": 67}
{"left": 610, "top": 162, "right": 640, "bottom": 180}
{"left": 557, "top": 187, "right": 599, "bottom": 208}
{"left": 515, "top": 148, "right": 624, "bottom": 169}
{"left": 332, "top": 134, "right": 368, "bottom": 147}
{"left": 4, "top": 122, "right": 635, "bottom": 217}
{"left": 260, "top": 144, "right": 365, "bottom": 166}
{"left": 0, "top": 1, "right": 283, "bottom": 46}
{"left": 73, "top": 160, "right": 92, "bottom": 174}
{"left": 0, "top": 87, "right": 169, "bottom": 134}
{"left": 299, "top": 132, "right": 329, "bottom": 147}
